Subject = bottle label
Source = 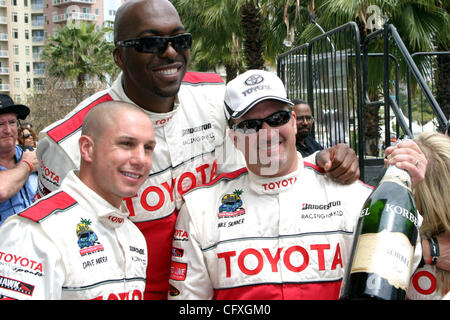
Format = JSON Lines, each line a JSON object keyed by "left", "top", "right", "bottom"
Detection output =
{"left": 350, "top": 229, "right": 414, "bottom": 291}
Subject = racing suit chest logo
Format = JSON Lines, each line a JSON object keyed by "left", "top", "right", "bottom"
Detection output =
{"left": 217, "top": 190, "right": 246, "bottom": 228}
{"left": 261, "top": 177, "right": 297, "bottom": 191}
{"left": 76, "top": 218, "right": 104, "bottom": 256}
{"left": 217, "top": 243, "right": 343, "bottom": 278}
{"left": 124, "top": 159, "right": 218, "bottom": 217}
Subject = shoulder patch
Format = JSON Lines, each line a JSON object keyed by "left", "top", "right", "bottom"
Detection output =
{"left": 46, "top": 93, "right": 113, "bottom": 143}
{"left": 19, "top": 191, "right": 78, "bottom": 223}
{"left": 182, "top": 72, "right": 224, "bottom": 84}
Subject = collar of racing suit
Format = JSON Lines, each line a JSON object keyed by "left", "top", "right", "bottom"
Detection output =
{"left": 246, "top": 155, "right": 303, "bottom": 195}
{"left": 61, "top": 170, "right": 130, "bottom": 229}
{"left": 115, "top": 73, "right": 180, "bottom": 129}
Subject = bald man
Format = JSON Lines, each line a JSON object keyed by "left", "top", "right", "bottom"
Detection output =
{"left": 0, "top": 101, "right": 156, "bottom": 300}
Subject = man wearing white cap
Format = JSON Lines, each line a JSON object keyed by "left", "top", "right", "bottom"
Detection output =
{"left": 168, "top": 70, "right": 427, "bottom": 300}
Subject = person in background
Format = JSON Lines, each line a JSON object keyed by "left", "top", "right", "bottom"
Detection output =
{"left": 18, "top": 126, "right": 37, "bottom": 149}
{"left": 405, "top": 131, "right": 450, "bottom": 299}
{"left": 292, "top": 99, "right": 323, "bottom": 157}
{"left": 0, "top": 101, "right": 155, "bottom": 299}
{"left": 0, "top": 94, "right": 38, "bottom": 226}
{"left": 37, "top": 0, "right": 362, "bottom": 299}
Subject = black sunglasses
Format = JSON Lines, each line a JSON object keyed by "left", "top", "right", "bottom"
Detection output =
{"left": 22, "top": 133, "right": 31, "bottom": 139}
{"left": 232, "top": 110, "right": 292, "bottom": 133}
{"left": 116, "top": 33, "right": 192, "bottom": 54}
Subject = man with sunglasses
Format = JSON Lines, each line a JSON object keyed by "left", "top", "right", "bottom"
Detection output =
{"left": 168, "top": 70, "right": 427, "bottom": 300}
{"left": 37, "top": 0, "right": 361, "bottom": 300}
{"left": 293, "top": 99, "right": 323, "bottom": 158}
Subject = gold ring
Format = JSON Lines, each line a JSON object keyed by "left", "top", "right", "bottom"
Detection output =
{"left": 414, "top": 159, "right": 419, "bottom": 167}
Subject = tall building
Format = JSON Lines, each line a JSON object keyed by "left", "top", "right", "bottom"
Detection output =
{"left": 0, "top": 0, "right": 122, "bottom": 103}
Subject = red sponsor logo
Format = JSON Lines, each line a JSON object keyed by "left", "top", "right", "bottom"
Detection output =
{"left": 173, "top": 229, "right": 189, "bottom": 241}
{"left": 218, "top": 209, "right": 246, "bottom": 219}
{"left": 170, "top": 261, "right": 188, "bottom": 281}
{"left": 79, "top": 244, "right": 104, "bottom": 257}
{"left": 92, "top": 289, "right": 143, "bottom": 300}
{"left": 39, "top": 160, "right": 60, "bottom": 186}
{"left": 412, "top": 270, "right": 437, "bottom": 295}
{"left": 172, "top": 247, "right": 184, "bottom": 258}
{"left": 153, "top": 115, "right": 174, "bottom": 127}
{"left": 217, "top": 243, "right": 343, "bottom": 277}
{"left": 0, "top": 251, "right": 43, "bottom": 273}
{"left": 124, "top": 160, "right": 218, "bottom": 216}
{"left": 108, "top": 216, "right": 124, "bottom": 224}
{"left": 0, "top": 276, "right": 35, "bottom": 296}
{"left": 261, "top": 177, "right": 297, "bottom": 191}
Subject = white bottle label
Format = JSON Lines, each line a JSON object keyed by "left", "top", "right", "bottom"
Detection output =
{"left": 350, "top": 229, "right": 414, "bottom": 291}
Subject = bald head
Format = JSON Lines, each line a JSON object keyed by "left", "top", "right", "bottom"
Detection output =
{"left": 78, "top": 100, "right": 155, "bottom": 208}
{"left": 81, "top": 101, "right": 149, "bottom": 142}
{"left": 114, "top": 0, "right": 180, "bottom": 43}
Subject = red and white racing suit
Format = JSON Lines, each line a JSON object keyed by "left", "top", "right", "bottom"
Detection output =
{"left": 168, "top": 156, "right": 423, "bottom": 300}
{"left": 0, "top": 171, "right": 147, "bottom": 300}
{"left": 36, "top": 72, "right": 243, "bottom": 299}
{"left": 408, "top": 264, "right": 446, "bottom": 300}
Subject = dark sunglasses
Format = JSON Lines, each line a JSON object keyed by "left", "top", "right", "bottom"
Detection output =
{"left": 22, "top": 133, "right": 31, "bottom": 139}
{"left": 232, "top": 110, "right": 292, "bottom": 133}
{"left": 116, "top": 33, "right": 192, "bottom": 54}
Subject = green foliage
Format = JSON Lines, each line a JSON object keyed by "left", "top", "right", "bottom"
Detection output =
{"left": 42, "top": 22, "right": 119, "bottom": 87}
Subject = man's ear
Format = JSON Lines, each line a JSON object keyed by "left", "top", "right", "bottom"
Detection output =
{"left": 291, "top": 111, "right": 297, "bottom": 135}
{"left": 113, "top": 47, "right": 125, "bottom": 71}
{"left": 79, "top": 135, "right": 95, "bottom": 163}
{"left": 228, "top": 129, "right": 239, "bottom": 149}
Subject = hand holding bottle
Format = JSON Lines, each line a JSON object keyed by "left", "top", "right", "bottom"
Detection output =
{"left": 384, "top": 139, "right": 427, "bottom": 187}
{"left": 342, "top": 153, "right": 420, "bottom": 300}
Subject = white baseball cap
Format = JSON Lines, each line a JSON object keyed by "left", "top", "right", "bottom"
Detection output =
{"left": 224, "top": 69, "right": 293, "bottom": 120}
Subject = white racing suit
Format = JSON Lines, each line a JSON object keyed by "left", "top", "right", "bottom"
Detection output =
{"left": 36, "top": 72, "right": 244, "bottom": 299}
{"left": 0, "top": 171, "right": 147, "bottom": 300}
{"left": 168, "top": 155, "right": 423, "bottom": 300}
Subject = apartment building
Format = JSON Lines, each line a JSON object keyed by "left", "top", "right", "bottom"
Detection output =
{"left": 1, "top": 0, "right": 122, "bottom": 103}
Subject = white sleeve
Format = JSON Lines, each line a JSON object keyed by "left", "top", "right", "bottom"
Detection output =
{"left": 36, "top": 135, "right": 77, "bottom": 198}
{"left": 0, "top": 216, "right": 65, "bottom": 299}
{"left": 168, "top": 204, "right": 213, "bottom": 300}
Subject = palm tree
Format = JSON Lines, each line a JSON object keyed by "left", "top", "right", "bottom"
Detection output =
{"left": 240, "top": 1, "right": 265, "bottom": 70}
{"left": 174, "top": 0, "right": 289, "bottom": 79}
{"left": 173, "top": 0, "right": 245, "bottom": 81}
{"left": 434, "top": 2, "right": 450, "bottom": 128}
{"left": 42, "top": 22, "right": 118, "bottom": 101}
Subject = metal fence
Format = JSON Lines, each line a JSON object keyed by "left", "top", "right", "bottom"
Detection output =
{"left": 277, "top": 23, "right": 448, "bottom": 184}
{"left": 277, "top": 22, "right": 364, "bottom": 174}
{"left": 407, "top": 52, "right": 450, "bottom": 133}
{"left": 362, "top": 25, "right": 447, "bottom": 147}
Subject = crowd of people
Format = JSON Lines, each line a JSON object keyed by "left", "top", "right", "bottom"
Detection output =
{"left": 0, "top": 0, "right": 448, "bottom": 301}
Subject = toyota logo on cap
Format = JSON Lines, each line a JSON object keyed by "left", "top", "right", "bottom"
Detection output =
{"left": 244, "top": 74, "right": 264, "bottom": 86}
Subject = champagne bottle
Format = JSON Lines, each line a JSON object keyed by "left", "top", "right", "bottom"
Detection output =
{"left": 342, "top": 164, "right": 419, "bottom": 300}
